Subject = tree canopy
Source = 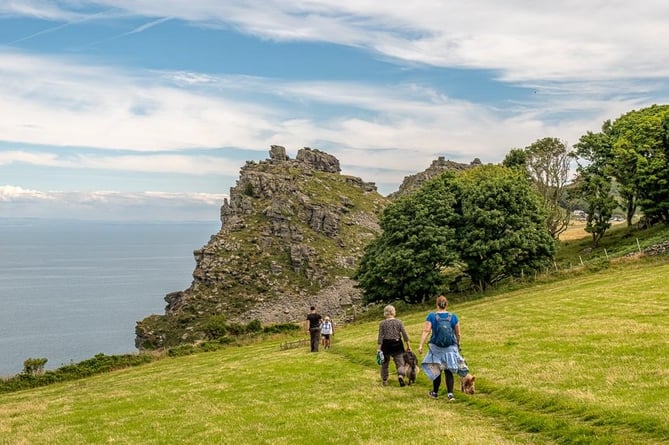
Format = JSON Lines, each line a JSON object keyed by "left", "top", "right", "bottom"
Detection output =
{"left": 610, "top": 104, "right": 669, "bottom": 225}
{"left": 355, "top": 165, "right": 556, "bottom": 303}
{"left": 354, "top": 173, "right": 459, "bottom": 303}
{"left": 450, "top": 165, "right": 556, "bottom": 290}
{"left": 575, "top": 104, "right": 669, "bottom": 230}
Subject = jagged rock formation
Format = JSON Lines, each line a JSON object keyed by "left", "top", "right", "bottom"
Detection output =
{"left": 135, "top": 146, "right": 387, "bottom": 350}
{"left": 389, "top": 156, "right": 481, "bottom": 199}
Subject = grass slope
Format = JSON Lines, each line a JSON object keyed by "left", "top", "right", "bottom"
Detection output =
{"left": 1, "top": 260, "right": 668, "bottom": 444}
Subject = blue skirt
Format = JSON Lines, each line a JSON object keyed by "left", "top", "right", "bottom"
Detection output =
{"left": 421, "top": 343, "right": 469, "bottom": 380}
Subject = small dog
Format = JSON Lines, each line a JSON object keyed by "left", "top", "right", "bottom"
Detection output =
{"left": 461, "top": 373, "right": 476, "bottom": 394}
{"left": 399, "top": 351, "right": 420, "bottom": 385}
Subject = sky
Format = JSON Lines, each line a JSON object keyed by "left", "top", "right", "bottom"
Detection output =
{"left": 1, "top": 1, "right": 669, "bottom": 221}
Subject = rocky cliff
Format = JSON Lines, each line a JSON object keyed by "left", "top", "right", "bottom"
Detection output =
{"left": 135, "top": 146, "right": 387, "bottom": 349}
{"left": 389, "top": 156, "right": 481, "bottom": 199}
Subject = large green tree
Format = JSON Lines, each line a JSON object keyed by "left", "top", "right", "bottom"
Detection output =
{"left": 574, "top": 121, "right": 619, "bottom": 240}
{"left": 610, "top": 104, "right": 669, "bottom": 225}
{"left": 450, "top": 165, "right": 556, "bottom": 290}
{"left": 354, "top": 174, "right": 459, "bottom": 304}
{"left": 355, "top": 165, "right": 556, "bottom": 301}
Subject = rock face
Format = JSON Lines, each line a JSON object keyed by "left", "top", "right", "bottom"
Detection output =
{"left": 135, "top": 146, "right": 386, "bottom": 350}
{"left": 389, "top": 156, "right": 481, "bottom": 199}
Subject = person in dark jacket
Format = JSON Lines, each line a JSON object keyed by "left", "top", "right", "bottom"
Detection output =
{"left": 377, "top": 304, "right": 412, "bottom": 387}
{"left": 306, "top": 306, "right": 323, "bottom": 352}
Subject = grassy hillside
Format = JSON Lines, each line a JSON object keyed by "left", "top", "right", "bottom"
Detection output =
{"left": 1, "top": 256, "right": 668, "bottom": 444}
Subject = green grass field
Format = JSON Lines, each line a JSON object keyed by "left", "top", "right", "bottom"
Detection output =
{"left": 1, "top": 258, "right": 668, "bottom": 444}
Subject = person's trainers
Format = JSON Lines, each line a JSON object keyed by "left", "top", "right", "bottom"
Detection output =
{"left": 428, "top": 391, "right": 438, "bottom": 399}
{"left": 447, "top": 393, "right": 455, "bottom": 401}
{"left": 398, "top": 377, "right": 406, "bottom": 387}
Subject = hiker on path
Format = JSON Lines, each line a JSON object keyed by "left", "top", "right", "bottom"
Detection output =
{"left": 320, "top": 316, "right": 334, "bottom": 350}
{"left": 306, "top": 306, "right": 323, "bottom": 352}
{"left": 377, "top": 304, "right": 412, "bottom": 387}
{"left": 418, "top": 295, "right": 468, "bottom": 401}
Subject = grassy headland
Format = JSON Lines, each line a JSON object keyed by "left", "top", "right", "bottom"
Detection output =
{"left": 1, "top": 246, "right": 668, "bottom": 444}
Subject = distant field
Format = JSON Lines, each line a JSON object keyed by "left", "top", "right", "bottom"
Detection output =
{"left": 1, "top": 257, "right": 668, "bottom": 444}
{"left": 559, "top": 219, "right": 626, "bottom": 241}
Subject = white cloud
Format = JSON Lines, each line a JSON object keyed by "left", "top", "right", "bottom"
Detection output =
{"left": 0, "top": 52, "right": 280, "bottom": 152}
{"left": 33, "top": 0, "right": 667, "bottom": 82}
{"left": 0, "top": 148, "right": 244, "bottom": 177}
{"left": 1, "top": 1, "right": 669, "bottom": 216}
{"left": 0, "top": 185, "right": 227, "bottom": 221}
{"left": 0, "top": 185, "right": 54, "bottom": 201}
{"left": 6, "top": 1, "right": 669, "bottom": 82}
{"left": 1, "top": 46, "right": 664, "bottom": 192}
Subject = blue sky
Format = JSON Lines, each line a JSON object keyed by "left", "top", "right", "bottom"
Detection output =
{"left": 1, "top": 1, "right": 668, "bottom": 221}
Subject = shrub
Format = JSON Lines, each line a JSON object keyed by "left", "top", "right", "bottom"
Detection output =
{"left": 246, "top": 319, "right": 262, "bottom": 333}
{"left": 23, "top": 358, "right": 48, "bottom": 376}
{"left": 263, "top": 322, "right": 300, "bottom": 334}
{"left": 202, "top": 315, "right": 228, "bottom": 339}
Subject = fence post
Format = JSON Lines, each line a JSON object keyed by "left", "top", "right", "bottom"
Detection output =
{"left": 579, "top": 255, "right": 584, "bottom": 266}
{"left": 604, "top": 249, "right": 609, "bottom": 260}
{"left": 637, "top": 238, "right": 642, "bottom": 253}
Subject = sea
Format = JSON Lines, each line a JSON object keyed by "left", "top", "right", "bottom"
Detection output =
{"left": 0, "top": 218, "right": 220, "bottom": 377}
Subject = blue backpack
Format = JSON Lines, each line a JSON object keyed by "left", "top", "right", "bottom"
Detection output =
{"left": 432, "top": 312, "right": 456, "bottom": 347}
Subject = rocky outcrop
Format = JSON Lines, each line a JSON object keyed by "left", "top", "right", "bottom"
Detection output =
{"left": 389, "top": 156, "right": 481, "bottom": 199}
{"left": 136, "top": 146, "right": 387, "bottom": 350}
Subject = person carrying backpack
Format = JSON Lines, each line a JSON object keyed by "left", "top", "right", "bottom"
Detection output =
{"left": 418, "top": 295, "right": 468, "bottom": 401}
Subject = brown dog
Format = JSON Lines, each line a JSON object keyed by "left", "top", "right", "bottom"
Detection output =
{"left": 399, "top": 351, "right": 420, "bottom": 385}
{"left": 461, "top": 373, "right": 476, "bottom": 394}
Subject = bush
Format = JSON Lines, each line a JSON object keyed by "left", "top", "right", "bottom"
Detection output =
{"left": 23, "top": 358, "right": 48, "bottom": 376}
{"left": 1, "top": 353, "right": 154, "bottom": 394}
{"left": 263, "top": 323, "right": 300, "bottom": 334}
{"left": 226, "top": 322, "right": 247, "bottom": 336}
{"left": 168, "top": 345, "right": 197, "bottom": 357}
{"left": 202, "top": 315, "right": 228, "bottom": 339}
{"left": 246, "top": 319, "right": 262, "bottom": 333}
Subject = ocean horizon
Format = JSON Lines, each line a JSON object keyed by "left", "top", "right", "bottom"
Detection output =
{"left": 0, "top": 218, "right": 219, "bottom": 377}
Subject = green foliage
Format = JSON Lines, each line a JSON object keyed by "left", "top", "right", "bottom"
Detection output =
{"left": 225, "top": 322, "right": 247, "bottom": 336}
{"left": 262, "top": 322, "right": 300, "bottom": 334}
{"left": 451, "top": 165, "right": 556, "bottom": 290}
{"left": 167, "top": 344, "right": 197, "bottom": 357}
{"left": 246, "top": 319, "right": 262, "bottom": 332}
{"left": 22, "top": 357, "right": 48, "bottom": 376}
{"left": 610, "top": 105, "right": 669, "bottom": 224}
{"left": 354, "top": 172, "right": 459, "bottom": 303}
{"left": 356, "top": 165, "right": 556, "bottom": 298}
{"left": 577, "top": 104, "right": 669, "bottom": 227}
{"left": 502, "top": 147, "right": 529, "bottom": 170}
{"left": 572, "top": 167, "right": 617, "bottom": 247}
{"left": 1, "top": 353, "right": 154, "bottom": 394}
{"left": 202, "top": 315, "right": 228, "bottom": 339}
{"left": 201, "top": 317, "right": 272, "bottom": 340}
